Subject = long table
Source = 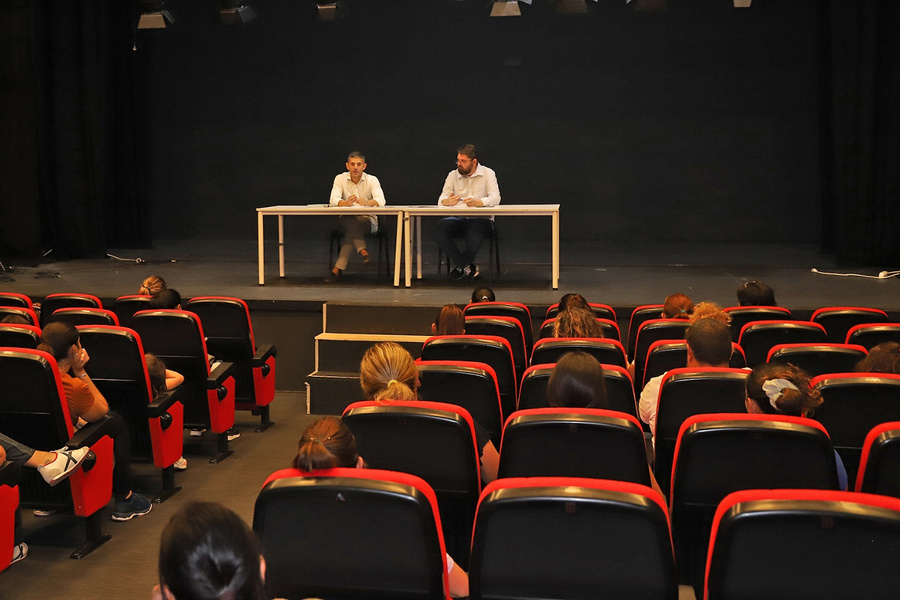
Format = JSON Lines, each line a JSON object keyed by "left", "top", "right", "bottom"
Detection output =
{"left": 404, "top": 204, "right": 561, "bottom": 289}
{"left": 257, "top": 205, "right": 406, "bottom": 286}
{"left": 257, "top": 204, "right": 561, "bottom": 289}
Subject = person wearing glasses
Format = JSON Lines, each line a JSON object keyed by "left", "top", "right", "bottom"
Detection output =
{"left": 436, "top": 144, "right": 501, "bottom": 281}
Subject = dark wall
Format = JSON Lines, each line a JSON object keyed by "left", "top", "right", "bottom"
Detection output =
{"left": 136, "top": 0, "right": 822, "bottom": 244}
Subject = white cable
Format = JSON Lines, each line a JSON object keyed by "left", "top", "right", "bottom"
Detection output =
{"left": 106, "top": 253, "right": 145, "bottom": 264}
{"left": 810, "top": 267, "right": 899, "bottom": 279}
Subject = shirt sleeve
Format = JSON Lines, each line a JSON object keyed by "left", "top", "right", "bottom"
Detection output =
{"left": 638, "top": 375, "right": 662, "bottom": 441}
{"left": 329, "top": 175, "right": 345, "bottom": 206}
{"left": 438, "top": 171, "right": 457, "bottom": 205}
{"left": 368, "top": 175, "right": 386, "bottom": 206}
{"left": 480, "top": 168, "right": 501, "bottom": 207}
{"left": 61, "top": 373, "right": 98, "bottom": 425}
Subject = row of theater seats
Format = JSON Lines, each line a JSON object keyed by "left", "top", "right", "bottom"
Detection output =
{"left": 254, "top": 405, "right": 900, "bottom": 598}
{"left": 0, "top": 293, "right": 276, "bottom": 561}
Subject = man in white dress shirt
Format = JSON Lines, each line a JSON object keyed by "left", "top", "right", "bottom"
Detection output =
{"left": 436, "top": 144, "right": 501, "bottom": 281}
{"left": 326, "top": 151, "right": 386, "bottom": 283}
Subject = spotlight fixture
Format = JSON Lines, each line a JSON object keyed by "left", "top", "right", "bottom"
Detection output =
{"left": 490, "top": 0, "right": 521, "bottom": 17}
{"left": 316, "top": 2, "right": 345, "bottom": 22}
{"left": 138, "top": 0, "right": 174, "bottom": 29}
{"left": 220, "top": 0, "right": 256, "bottom": 25}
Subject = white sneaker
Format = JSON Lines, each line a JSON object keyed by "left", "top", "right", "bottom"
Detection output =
{"left": 226, "top": 428, "right": 240, "bottom": 442}
{"left": 189, "top": 428, "right": 207, "bottom": 437}
{"left": 33, "top": 509, "right": 56, "bottom": 517}
{"left": 38, "top": 447, "right": 91, "bottom": 486}
{"left": 173, "top": 456, "right": 187, "bottom": 470}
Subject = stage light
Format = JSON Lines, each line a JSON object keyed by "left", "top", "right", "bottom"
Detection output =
{"left": 491, "top": 1, "right": 521, "bottom": 17}
{"left": 138, "top": 0, "right": 174, "bottom": 29}
{"left": 316, "top": 2, "right": 345, "bottom": 21}
{"left": 220, "top": 0, "right": 256, "bottom": 25}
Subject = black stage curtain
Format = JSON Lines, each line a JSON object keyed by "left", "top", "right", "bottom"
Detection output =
{"left": 821, "top": 0, "right": 900, "bottom": 266}
{"left": 27, "top": 0, "right": 148, "bottom": 259}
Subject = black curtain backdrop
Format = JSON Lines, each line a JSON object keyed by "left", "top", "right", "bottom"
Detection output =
{"left": 821, "top": 0, "right": 900, "bottom": 266}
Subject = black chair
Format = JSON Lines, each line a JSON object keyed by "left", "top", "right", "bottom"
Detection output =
{"left": 517, "top": 363, "right": 639, "bottom": 420}
{"left": 643, "top": 340, "right": 747, "bottom": 389}
{"left": 856, "top": 421, "right": 900, "bottom": 497}
{"left": 669, "top": 413, "right": 839, "bottom": 593}
{"left": 255, "top": 468, "right": 449, "bottom": 600}
{"left": 342, "top": 400, "right": 482, "bottom": 566}
{"left": 0, "top": 323, "right": 41, "bottom": 349}
{"left": 464, "top": 315, "right": 528, "bottom": 382}
{"left": 767, "top": 343, "right": 868, "bottom": 377}
{"left": 421, "top": 335, "right": 517, "bottom": 422}
{"left": 132, "top": 309, "right": 237, "bottom": 463}
{"left": 417, "top": 360, "right": 504, "bottom": 444}
{"left": 653, "top": 367, "right": 750, "bottom": 497}
{"left": 330, "top": 215, "right": 392, "bottom": 277}
{"left": 723, "top": 305, "right": 793, "bottom": 343}
{"left": 737, "top": 320, "right": 827, "bottom": 367}
{"left": 469, "top": 477, "right": 677, "bottom": 600}
{"left": 627, "top": 304, "right": 664, "bottom": 362}
{"left": 39, "top": 293, "right": 102, "bottom": 328}
{"left": 0, "top": 348, "right": 115, "bottom": 558}
{"left": 811, "top": 372, "right": 900, "bottom": 489}
{"left": 0, "top": 293, "right": 33, "bottom": 309}
{"left": 705, "top": 489, "right": 900, "bottom": 600}
{"left": 811, "top": 306, "right": 890, "bottom": 344}
{"left": 498, "top": 408, "right": 651, "bottom": 485}
{"left": 438, "top": 222, "right": 500, "bottom": 281}
{"left": 48, "top": 307, "right": 119, "bottom": 327}
{"left": 633, "top": 319, "right": 692, "bottom": 393}
{"left": 0, "top": 307, "right": 38, "bottom": 326}
{"left": 464, "top": 301, "right": 533, "bottom": 357}
{"left": 184, "top": 296, "right": 277, "bottom": 431}
{"left": 112, "top": 295, "right": 153, "bottom": 329}
{"left": 530, "top": 337, "right": 627, "bottom": 368}
{"left": 0, "top": 460, "right": 20, "bottom": 573}
{"left": 846, "top": 323, "right": 900, "bottom": 349}
{"left": 77, "top": 325, "right": 184, "bottom": 502}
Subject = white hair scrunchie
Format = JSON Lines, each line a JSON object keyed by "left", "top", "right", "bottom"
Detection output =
{"left": 761, "top": 378, "right": 799, "bottom": 410}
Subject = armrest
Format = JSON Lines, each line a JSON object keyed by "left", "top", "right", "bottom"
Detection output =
{"left": 146, "top": 388, "right": 181, "bottom": 419}
{"left": 252, "top": 343, "right": 277, "bottom": 366}
{"left": 66, "top": 415, "right": 113, "bottom": 449}
{"left": 207, "top": 361, "right": 234, "bottom": 389}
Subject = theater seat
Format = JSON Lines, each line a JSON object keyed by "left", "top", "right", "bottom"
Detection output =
{"left": 0, "top": 323, "right": 41, "bottom": 349}
{"left": 0, "top": 461, "right": 20, "bottom": 573}
{"left": 39, "top": 293, "right": 102, "bottom": 328}
{"left": 856, "top": 421, "right": 900, "bottom": 498}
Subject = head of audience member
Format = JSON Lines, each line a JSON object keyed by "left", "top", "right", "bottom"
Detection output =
{"left": 432, "top": 304, "right": 465, "bottom": 336}
{"left": 685, "top": 318, "right": 732, "bottom": 367}
{"left": 856, "top": 342, "right": 900, "bottom": 374}
{"left": 139, "top": 275, "right": 167, "bottom": 297}
{"left": 155, "top": 502, "right": 267, "bottom": 600}
{"left": 471, "top": 287, "right": 495, "bottom": 303}
{"left": 558, "top": 293, "right": 590, "bottom": 313}
{"left": 38, "top": 321, "right": 81, "bottom": 367}
{"left": 745, "top": 362, "right": 821, "bottom": 417}
{"left": 689, "top": 301, "right": 732, "bottom": 327}
{"left": 0, "top": 314, "right": 29, "bottom": 324}
{"left": 662, "top": 293, "right": 694, "bottom": 320}
{"left": 736, "top": 280, "right": 777, "bottom": 306}
{"left": 456, "top": 144, "right": 478, "bottom": 176}
{"left": 145, "top": 353, "right": 167, "bottom": 398}
{"left": 149, "top": 288, "right": 181, "bottom": 310}
{"left": 553, "top": 307, "right": 604, "bottom": 339}
{"left": 360, "top": 342, "right": 418, "bottom": 402}
{"left": 546, "top": 351, "right": 608, "bottom": 409}
{"left": 292, "top": 416, "right": 363, "bottom": 471}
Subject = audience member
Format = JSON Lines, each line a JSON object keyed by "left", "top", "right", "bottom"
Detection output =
{"left": 431, "top": 304, "right": 465, "bottom": 336}
{"left": 0, "top": 314, "right": 29, "bottom": 324}
{"left": 736, "top": 280, "right": 777, "bottom": 306}
{"left": 662, "top": 293, "right": 694, "bottom": 319}
{"left": 855, "top": 342, "right": 900, "bottom": 374}
{"left": 149, "top": 288, "right": 181, "bottom": 310}
{"left": 139, "top": 275, "right": 167, "bottom": 296}
{"left": 639, "top": 318, "right": 733, "bottom": 444}
{"left": 689, "top": 301, "right": 732, "bottom": 326}
{"left": 145, "top": 354, "right": 187, "bottom": 471}
{"left": 745, "top": 361, "right": 847, "bottom": 490}
{"left": 38, "top": 322, "right": 152, "bottom": 521}
{"left": 471, "top": 286, "right": 495, "bottom": 303}
{"left": 0, "top": 432, "right": 89, "bottom": 486}
{"left": 546, "top": 351, "right": 608, "bottom": 409}
{"left": 269, "top": 417, "right": 468, "bottom": 598}
{"left": 557, "top": 293, "right": 590, "bottom": 313}
{"left": 153, "top": 502, "right": 271, "bottom": 600}
{"left": 359, "top": 342, "right": 499, "bottom": 483}
{"left": 553, "top": 307, "right": 605, "bottom": 338}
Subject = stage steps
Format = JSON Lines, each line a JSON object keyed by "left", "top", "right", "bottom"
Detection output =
{"left": 306, "top": 303, "right": 436, "bottom": 414}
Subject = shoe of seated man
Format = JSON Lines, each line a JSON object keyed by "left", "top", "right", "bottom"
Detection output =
{"left": 463, "top": 263, "right": 479, "bottom": 280}
{"left": 111, "top": 492, "right": 153, "bottom": 522}
{"left": 450, "top": 266, "right": 466, "bottom": 281}
{"left": 11, "top": 542, "right": 27, "bottom": 566}
{"left": 173, "top": 456, "right": 187, "bottom": 470}
{"left": 38, "top": 446, "right": 91, "bottom": 487}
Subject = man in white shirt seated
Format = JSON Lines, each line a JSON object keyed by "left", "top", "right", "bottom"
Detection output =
{"left": 436, "top": 144, "right": 501, "bottom": 281}
{"left": 326, "top": 151, "right": 386, "bottom": 283}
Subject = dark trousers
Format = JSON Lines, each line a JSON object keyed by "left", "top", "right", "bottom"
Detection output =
{"left": 106, "top": 411, "right": 132, "bottom": 500}
{"left": 435, "top": 217, "right": 493, "bottom": 269}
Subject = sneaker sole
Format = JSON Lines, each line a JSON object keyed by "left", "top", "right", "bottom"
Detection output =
{"left": 48, "top": 449, "right": 91, "bottom": 486}
{"left": 111, "top": 503, "right": 152, "bottom": 522}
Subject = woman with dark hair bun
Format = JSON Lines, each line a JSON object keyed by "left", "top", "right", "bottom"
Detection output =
{"left": 745, "top": 361, "right": 847, "bottom": 490}
{"left": 546, "top": 351, "right": 608, "bottom": 409}
{"left": 153, "top": 502, "right": 271, "bottom": 600}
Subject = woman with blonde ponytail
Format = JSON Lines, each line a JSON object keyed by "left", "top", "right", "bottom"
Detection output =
{"left": 359, "top": 342, "right": 499, "bottom": 483}
{"left": 745, "top": 361, "right": 847, "bottom": 490}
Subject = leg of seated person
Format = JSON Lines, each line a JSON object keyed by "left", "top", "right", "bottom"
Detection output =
{"left": 461, "top": 218, "right": 493, "bottom": 267}
{"left": 436, "top": 217, "right": 467, "bottom": 269}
